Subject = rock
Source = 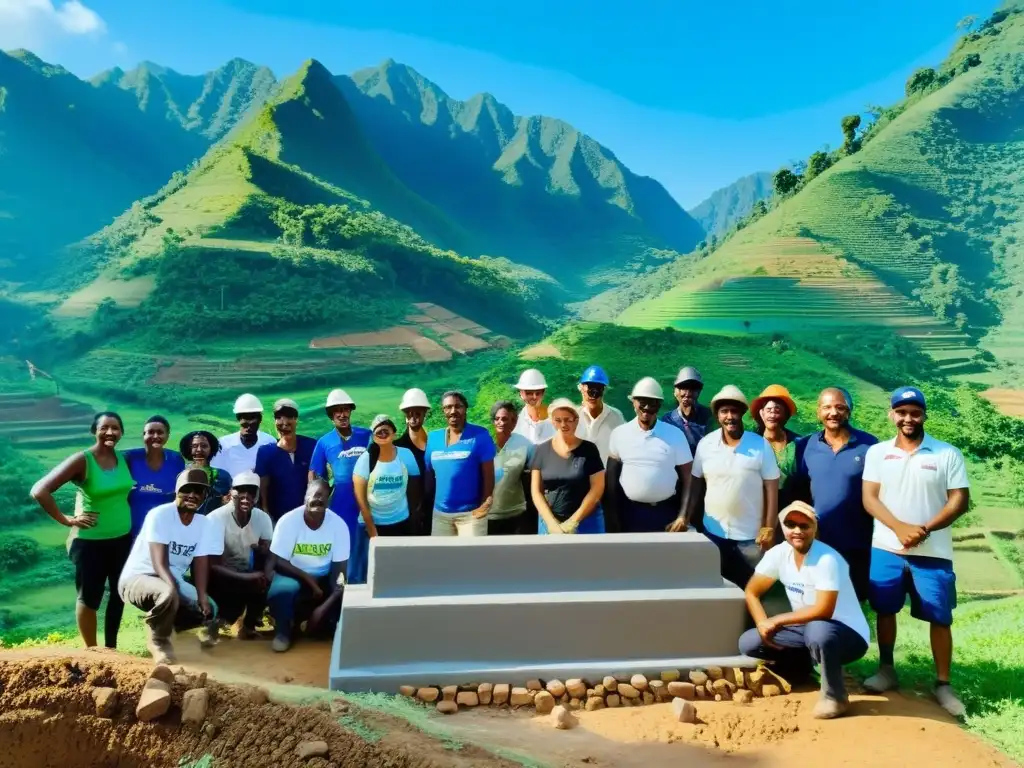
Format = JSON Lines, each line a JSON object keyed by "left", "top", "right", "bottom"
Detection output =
{"left": 546, "top": 679, "right": 566, "bottom": 698}
{"left": 399, "top": 685, "right": 416, "bottom": 698}
{"left": 731, "top": 668, "right": 747, "bottom": 688}
{"left": 746, "top": 668, "right": 765, "bottom": 695}
{"left": 202, "top": 722, "right": 218, "bottom": 739}
{"left": 617, "top": 683, "right": 640, "bottom": 699}
{"left": 196, "top": 672, "right": 208, "bottom": 688}
{"left": 586, "top": 688, "right": 595, "bottom": 698}
{"left": 602, "top": 676, "right": 618, "bottom": 692}
{"left": 136, "top": 687, "right": 171, "bottom": 722}
{"left": 761, "top": 684, "right": 782, "bottom": 698}
{"left": 707, "top": 665, "right": 724, "bottom": 681}
{"left": 606, "top": 694, "right": 621, "bottom": 708}
{"left": 568, "top": 697, "right": 583, "bottom": 711}
{"left": 526, "top": 679, "right": 543, "bottom": 691}
{"left": 695, "top": 686, "right": 707, "bottom": 700}
{"left": 143, "top": 678, "right": 171, "bottom": 694}
{"left": 174, "top": 674, "right": 191, "bottom": 687}
{"left": 593, "top": 684, "right": 605, "bottom": 697}
{"left": 688, "top": 670, "right": 708, "bottom": 686}
{"left": 510, "top": 687, "right": 532, "bottom": 707}
{"left": 630, "top": 674, "right": 648, "bottom": 691}
{"left": 733, "top": 690, "right": 754, "bottom": 705}
{"left": 296, "top": 740, "right": 329, "bottom": 759}
{"left": 762, "top": 666, "right": 793, "bottom": 694}
{"left": 585, "top": 696, "right": 605, "bottom": 711}
{"left": 149, "top": 665, "right": 174, "bottom": 685}
{"left": 558, "top": 694, "right": 569, "bottom": 705}
{"left": 442, "top": 685, "right": 458, "bottom": 702}
{"left": 715, "top": 694, "right": 723, "bottom": 702}
{"left": 456, "top": 691, "right": 479, "bottom": 707}
{"left": 648, "top": 680, "right": 666, "bottom": 700}
{"left": 457, "top": 683, "right": 478, "bottom": 692}
{"left": 642, "top": 691, "right": 655, "bottom": 705}
{"left": 246, "top": 687, "right": 269, "bottom": 705}
{"left": 534, "top": 691, "right": 555, "bottom": 715}
{"left": 712, "top": 679, "right": 736, "bottom": 695}
{"left": 667, "top": 681, "right": 695, "bottom": 699}
{"left": 566, "top": 679, "right": 587, "bottom": 698}
{"left": 672, "top": 697, "right": 697, "bottom": 724}
{"left": 330, "top": 699, "right": 349, "bottom": 715}
{"left": 182, "top": 688, "right": 209, "bottom": 728}
{"left": 436, "top": 700, "right": 459, "bottom": 714}
{"left": 661, "top": 669, "right": 680, "bottom": 683}
{"left": 416, "top": 687, "right": 440, "bottom": 703}
{"left": 91, "top": 687, "right": 118, "bottom": 717}
{"left": 551, "top": 705, "right": 577, "bottom": 730}
{"left": 477, "top": 683, "right": 493, "bottom": 705}
{"left": 493, "top": 684, "right": 510, "bottom": 705}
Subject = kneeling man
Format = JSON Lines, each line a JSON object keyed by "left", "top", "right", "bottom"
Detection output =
{"left": 739, "top": 501, "right": 869, "bottom": 719}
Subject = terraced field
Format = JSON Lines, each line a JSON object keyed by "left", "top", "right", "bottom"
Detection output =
{"left": 0, "top": 391, "right": 94, "bottom": 451}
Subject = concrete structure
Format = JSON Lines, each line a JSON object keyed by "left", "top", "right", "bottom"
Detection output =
{"left": 330, "top": 533, "right": 751, "bottom": 693}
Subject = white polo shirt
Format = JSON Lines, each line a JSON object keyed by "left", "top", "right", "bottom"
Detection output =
{"left": 575, "top": 403, "right": 626, "bottom": 462}
{"left": 863, "top": 434, "right": 968, "bottom": 561}
{"left": 211, "top": 431, "right": 276, "bottom": 478}
{"left": 608, "top": 419, "right": 692, "bottom": 503}
{"left": 756, "top": 540, "right": 870, "bottom": 644}
{"left": 513, "top": 412, "right": 556, "bottom": 445}
{"left": 692, "top": 429, "right": 780, "bottom": 541}
{"left": 491, "top": 432, "right": 535, "bottom": 519}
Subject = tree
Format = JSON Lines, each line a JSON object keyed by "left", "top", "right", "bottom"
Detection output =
{"left": 905, "top": 67, "right": 937, "bottom": 97}
{"left": 773, "top": 168, "right": 801, "bottom": 196}
{"left": 841, "top": 114, "right": 862, "bottom": 153}
{"left": 805, "top": 151, "right": 833, "bottom": 182}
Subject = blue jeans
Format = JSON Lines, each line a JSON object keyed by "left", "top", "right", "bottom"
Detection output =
{"left": 869, "top": 548, "right": 956, "bottom": 626}
{"left": 739, "top": 620, "right": 868, "bottom": 700}
{"left": 266, "top": 574, "right": 338, "bottom": 638}
{"left": 538, "top": 507, "right": 606, "bottom": 534}
{"left": 347, "top": 518, "right": 411, "bottom": 585}
{"left": 704, "top": 531, "right": 762, "bottom": 588}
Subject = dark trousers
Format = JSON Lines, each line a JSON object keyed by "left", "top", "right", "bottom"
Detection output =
{"left": 68, "top": 534, "right": 132, "bottom": 648}
{"left": 488, "top": 513, "right": 527, "bottom": 535}
{"left": 266, "top": 575, "right": 340, "bottom": 639}
{"left": 348, "top": 518, "right": 411, "bottom": 585}
{"left": 621, "top": 497, "right": 678, "bottom": 533}
{"left": 207, "top": 572, "right": 268, "bottom": 628}
{"left": 705, "top": 531, "right": 762, "bottom": 589}
{"left": 739, "top": 620, "right": 868, "bottom": 701}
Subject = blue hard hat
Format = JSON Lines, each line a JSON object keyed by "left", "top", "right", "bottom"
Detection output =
{"left": 579, "top": 365, "right": 610, "bottom": 386}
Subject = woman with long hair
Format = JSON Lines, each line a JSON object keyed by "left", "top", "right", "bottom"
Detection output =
{"left": 30, "top": 412, "right": 135, "bottom": 649}
{"left": 179, "top": 430, "right": 232, "bottom": 515}
{"left": 124, "top": 415, "right": 185, "bottom": 537}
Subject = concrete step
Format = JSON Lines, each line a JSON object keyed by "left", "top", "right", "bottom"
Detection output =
{"left": 367, "top": 532, "right": 724, "bottom": 598}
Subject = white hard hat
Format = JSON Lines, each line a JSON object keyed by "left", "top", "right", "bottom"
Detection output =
{"left": 325, "top": 388, "right": 355, "bottom": 409}
{"left": 630, "top": 377, "right": 664, "bottom": 400}
{"left": 399, "top": 388, "right": 430, "bottom": 411}
{"left": 515, "top": 368, "right": 547, "bottom": 390}
{"left": 233, "top": 393, "right": 264, "bottom": 414}
{"left": 231, "top": 471, "right": 260, "bottom": 490}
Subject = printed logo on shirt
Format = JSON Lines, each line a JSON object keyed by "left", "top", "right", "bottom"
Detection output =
{"left": 883, "top": 454, "right": 903, "bottom": 461}
{"left": 434, "top": 450, "right": 472, "bottom": 461}
{"left": 338, "top": 447, "right": 367, "bottom": 459}
{"left": 785, "top": 583, "right": 805, "bottom": 597}
{"left": 854, "top": 456, "right": 862, "bottom": 463}
{"left": 169, "top": 541, "right": 197, "bottom": 558}
{"left": 371, "top": 474, "right": 405, "bottom": 491}
{"left": 293, "top": 542, "right": 332, "bottom": 557}
{"left": 920, "top": 462, "right": 937, "bottom": 471}
{"left": 139, "top": 483, "right": 166, "bottom": 493}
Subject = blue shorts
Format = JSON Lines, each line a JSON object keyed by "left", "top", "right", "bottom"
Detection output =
{"left": 868, "top": 547, "right": 956, "bottom": 626}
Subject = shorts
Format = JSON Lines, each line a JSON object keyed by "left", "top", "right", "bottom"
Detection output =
{"left": 868, "top": 547, "right": 956, "bottom": 626}
{"left": 68, "top": 534, "right": 133, "bottom": 610}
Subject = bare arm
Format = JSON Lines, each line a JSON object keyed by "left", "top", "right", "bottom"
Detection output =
{"left": 473, "top": 459, "right": 494, "bottom": 518}
{"left": 191, "top": 555, "right": 213, "bottom": 616}
{"left": 567, "top": 470, "right": 604, "bottom": 529}
{"left": 863, "top": 480, "right": 926, "bottom": 548}
{"left": 924, "top": 488, "right": 970, "bottom": 533}
{"left": 757, "top": 478, "right": 779, "bottom": 548}
{"left": 274, "top": 556, "right": 322, "bottom": 592}
{"left": 149, "top": 542, "right": 177, "bottom": 591}
{"left": 259, "top": 477, "right": 271, "bottom": 517}
{"left": 675, "top": 462, "right": 693, "bottom": 519}
{"left": 353, "top": 474, "right": 376, "bottom": 537}
{"left": 744, "top": 572, "right": 776, "bottom": 627}
{"left": 768, "top": 589, "right": 839, "bottom": 629}
{"left": 531, "top": 469, "right": 562, "bottom": 533}
{"left": 30, "top": 453, "right": 90, "bottom": 528}
{"left": 669, "top": 476, "right": 704, "bottom": 532}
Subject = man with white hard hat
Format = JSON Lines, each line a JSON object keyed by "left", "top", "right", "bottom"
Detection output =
{"left": 211, "top": 393, "right": 276, "bottom": 479}
{"left": 661, "top": 366, "right": 714, "bottom": 456}
{"left": 670, "top": 385, "right": 779, "bottom": 588}
{"left": 512, "top": 368, "right": 556, "bottom": 444}
{"left": 255, "top": 398, "right": 317, "bottom": 524}
{"left": 395, "top": 388, "right": 432, "bottom": 534}
{"left": 606, "top": 377, "right": 693, "bottom": 533}
{"left": 309, "top": 388, "right": 372, "bottom": 546}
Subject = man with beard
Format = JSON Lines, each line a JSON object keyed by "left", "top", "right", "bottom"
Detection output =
{"left": 207, "top": 472, "right": 274, "bottom": 639}
{"left": 670, "top": 386, "right": 779, "bottom": 588}
{"left": 309, "top": 389, "right": 372, "bottom": 547}
{"left": 255, "top": 398, "right": 317, "bottom": 523}
{"left": 661, "top": 366, "right": 713, "bottom": 456}
{"left": 213, "top": 394, "right": 277, "bottom": 478}
{"left": 395, "top": 388, "right": 432, "bottom": 535}
{"left": 792, "top": 388, "right": 878, "bottom": 600}
{"left": 606, "top": 377, "right": 692, "bottom": 533}
{"left": 118, "top": 468, "right": 223, "bottom": 665}
{"left": 740, "top": 501, "right": 870, "bottom": 720}
{"left": 861, "top": 386, "right": 970, "bottom": 718}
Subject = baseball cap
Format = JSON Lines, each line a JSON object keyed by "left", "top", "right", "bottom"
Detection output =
{"left": 779, "top": 500, "right": 818, "bottom": 527}
{"left": 273, "top": 398, "right": 300, "bottom": 414}
{"left": 175, "top": 468, "right": 210, "bottom": 493}
{"left": 890, "top": 386, "right": 926, "bottom": 410}
{"left": 232, "top": 470, "right": 260, "bottom": 490}
{"left": 370, "top": 414, "right": 397, "bottom": 432}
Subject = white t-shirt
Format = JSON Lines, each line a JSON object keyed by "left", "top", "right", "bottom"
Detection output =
{"left": 270, "top": 506, "right": 351, "bottom": 577}
{"left": 513, "top": 412, "right": 556, "bottom": 444}
{"left": 863, "top": 434, "right": 969, "bottom": 561}
{"left": 208, "top": 502, "right": 274, "bottom": 573}
{"left": 119, "top": 502, "right": 224, "bottom": 587}
{"left": 608, "top": 419, "right": 693, "bottom": 503}
{"left": 352, "top": 447, "right": 420, "bottom": 526}
{"left": 575, "top": 403, "right": 626, "bottom": 463}
{"left": 211, "top": 431, "right": 276, "bottom": 477}
{"left": 491, "top": 432, "right": 535, "bottom": 518}
{"left": 756, "top": 540, "right": 871, "bottom": 644}
{"left": 692, "top": 430, "right": 780, "bottom": 541}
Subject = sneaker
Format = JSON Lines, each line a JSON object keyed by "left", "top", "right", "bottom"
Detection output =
{"left": 862, "top": 665, "right": 899, "bottom": 693}
{"left": 271, "top": 634, "right": 291, "bottom": 653}
{"left": 197, "top": 622, "right": 218, "bottom": 649}
{"left": 812, "top": 696, "right": 849, "bottom": 719}
{"left": 934, "top": 685, "right": 966, "bottom": 718}
{"left": 147, "top": 638, "right": 177, "bottom": 665}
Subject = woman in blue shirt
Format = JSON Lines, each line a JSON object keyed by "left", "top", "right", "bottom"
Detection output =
{"left": 123, "top": 415, "right": 185, "bottom": 537}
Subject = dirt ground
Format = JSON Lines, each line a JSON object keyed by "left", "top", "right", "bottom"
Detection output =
{"left": 1, "top": 638, "right": 1013, "bottom": 768}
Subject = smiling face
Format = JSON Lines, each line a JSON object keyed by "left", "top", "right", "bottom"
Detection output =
{"left": 578, "top": 382, "right": 605, "bottom": 406}
{"left": 373, "top": 423, "right": 395, "bottom": 446}
{"left": 190, "top": 434, "right": 211, "bottom": 463}
{"left": 176, "top": 483, "right": 207, "bottom": 513}
{"left": 403, "top": 406, "right": 427, "bottom": 431}
{"left": 274, "top": 409, "right": 298, "bottom": 437}
{"left": 142, "top": 421, "right": 167, "bottom": 451}
{"left": 233, "top": 486, "right": 257, "bottom": 515}
{"left": 442, "top": 396, "right": 467, "bottom": 430}
{"left": 759, "top": 399, "right": 790, "bottom": 430}
{"left": 550, "top": 406, "right": 579, "bottom": 437}
{"left": 94, "top": 415, "right": 123, "bottom": 448}
{"left": 818, "top": 389, "right": 851, "bottom": 431}
{"left": 328, "top": 405, "right": 353, "bottom": 432}
{"left": 305, "top": 482, "right": 329, "bottom": 525}
{"left": 892, "top": 404, "right": 926, "bottom": 440}
{"left": 236, "top": 411, "right": 262, "bottom": 437}
{"left": 717, "top": 403, "right": 745, "bottom": 438}
{"left": 782, "top": 511, "right": 816, "bottom": 553}
{"left": 519, "top": 389, "right": 545, "bottom": 408}
{"left": 492, "top": 406, "right": 517, "bottom": 438}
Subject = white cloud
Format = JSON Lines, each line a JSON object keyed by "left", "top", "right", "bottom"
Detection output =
{"left": 0, "top": 0, "right": 106, "bottom": 50}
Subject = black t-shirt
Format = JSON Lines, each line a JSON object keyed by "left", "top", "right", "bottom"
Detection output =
{"left": 529, "top": 439, "right": 604, "bottom": 522}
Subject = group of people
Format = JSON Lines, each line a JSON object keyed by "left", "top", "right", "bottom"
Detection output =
{"left": 29, "top": 364, "right": 970, "bottom": 722}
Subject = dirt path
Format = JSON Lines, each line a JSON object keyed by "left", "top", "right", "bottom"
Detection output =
{"left": 1, "top": 642, "right": 1013, "bottom": 768}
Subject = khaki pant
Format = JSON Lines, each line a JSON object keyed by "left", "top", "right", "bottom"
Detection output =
{"left": 431, "top": 510, "right": 488, "bottom": 537}
{"left": 119, "top": 574, "right": 216, "bottom": 641}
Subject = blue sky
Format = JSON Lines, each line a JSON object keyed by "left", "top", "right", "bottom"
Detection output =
{"left": 0, "top": 0, "right": 991, "bottom": 207}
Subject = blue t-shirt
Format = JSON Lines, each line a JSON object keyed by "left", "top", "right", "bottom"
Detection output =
{"left": 310, "top": 427, "right": 372, "bottom": 523}
{"left": 793, "top": 428, "right": 879, "bottom": 552}
{"left": 124, "top": 448, "right": 186, "bottom": 536}
{"left": 353, "top": 447, "right": 420, "bottom": 526}
{"left": 425, "top": 423, "right": 497, "bottom": 514}
{"left": 254, "top": 435, "right": 317, "bottom": 522}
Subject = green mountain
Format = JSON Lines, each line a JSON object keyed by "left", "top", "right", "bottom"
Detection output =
{"left": 335, "top": 60, "right": 703, "bottom": 291}
{"left": 619, "top": 6, "right": 1024, "bottom": 386}
{"left": 687, "top": 171, "right": 773, "bottom": 239}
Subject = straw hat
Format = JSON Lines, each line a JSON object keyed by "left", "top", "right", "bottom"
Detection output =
{"left": 751, "top": 385, "right": 797, "bottom": 423}
{"left": 709, "top": 385, "right": 748, "bottom": 413}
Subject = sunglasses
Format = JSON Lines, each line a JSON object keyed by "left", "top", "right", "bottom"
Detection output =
{"left": 374, "top": 429, "right": 393, "bottom": 438}
{"left": 783, "top": 520, "right": 812, "bottom": 531}
{"left": 179, "top": 484, "right": 207, "bottom": 495}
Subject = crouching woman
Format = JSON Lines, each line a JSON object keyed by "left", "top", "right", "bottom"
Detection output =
{"left": 740, "top": 501, "right": 870, "bottom": 720}
{"left": 266, "top": 478, "right": 350, "bottom": 653}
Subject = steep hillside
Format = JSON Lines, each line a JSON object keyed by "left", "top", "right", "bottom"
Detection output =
{"left": 335, "top": 60, "right": 703, "bottom": 291}
{"left": 687, "top": 171, "right": 773, "bottom": 239}
{"left": 619, "top": 7, "right": 1024, "bottom": 384}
